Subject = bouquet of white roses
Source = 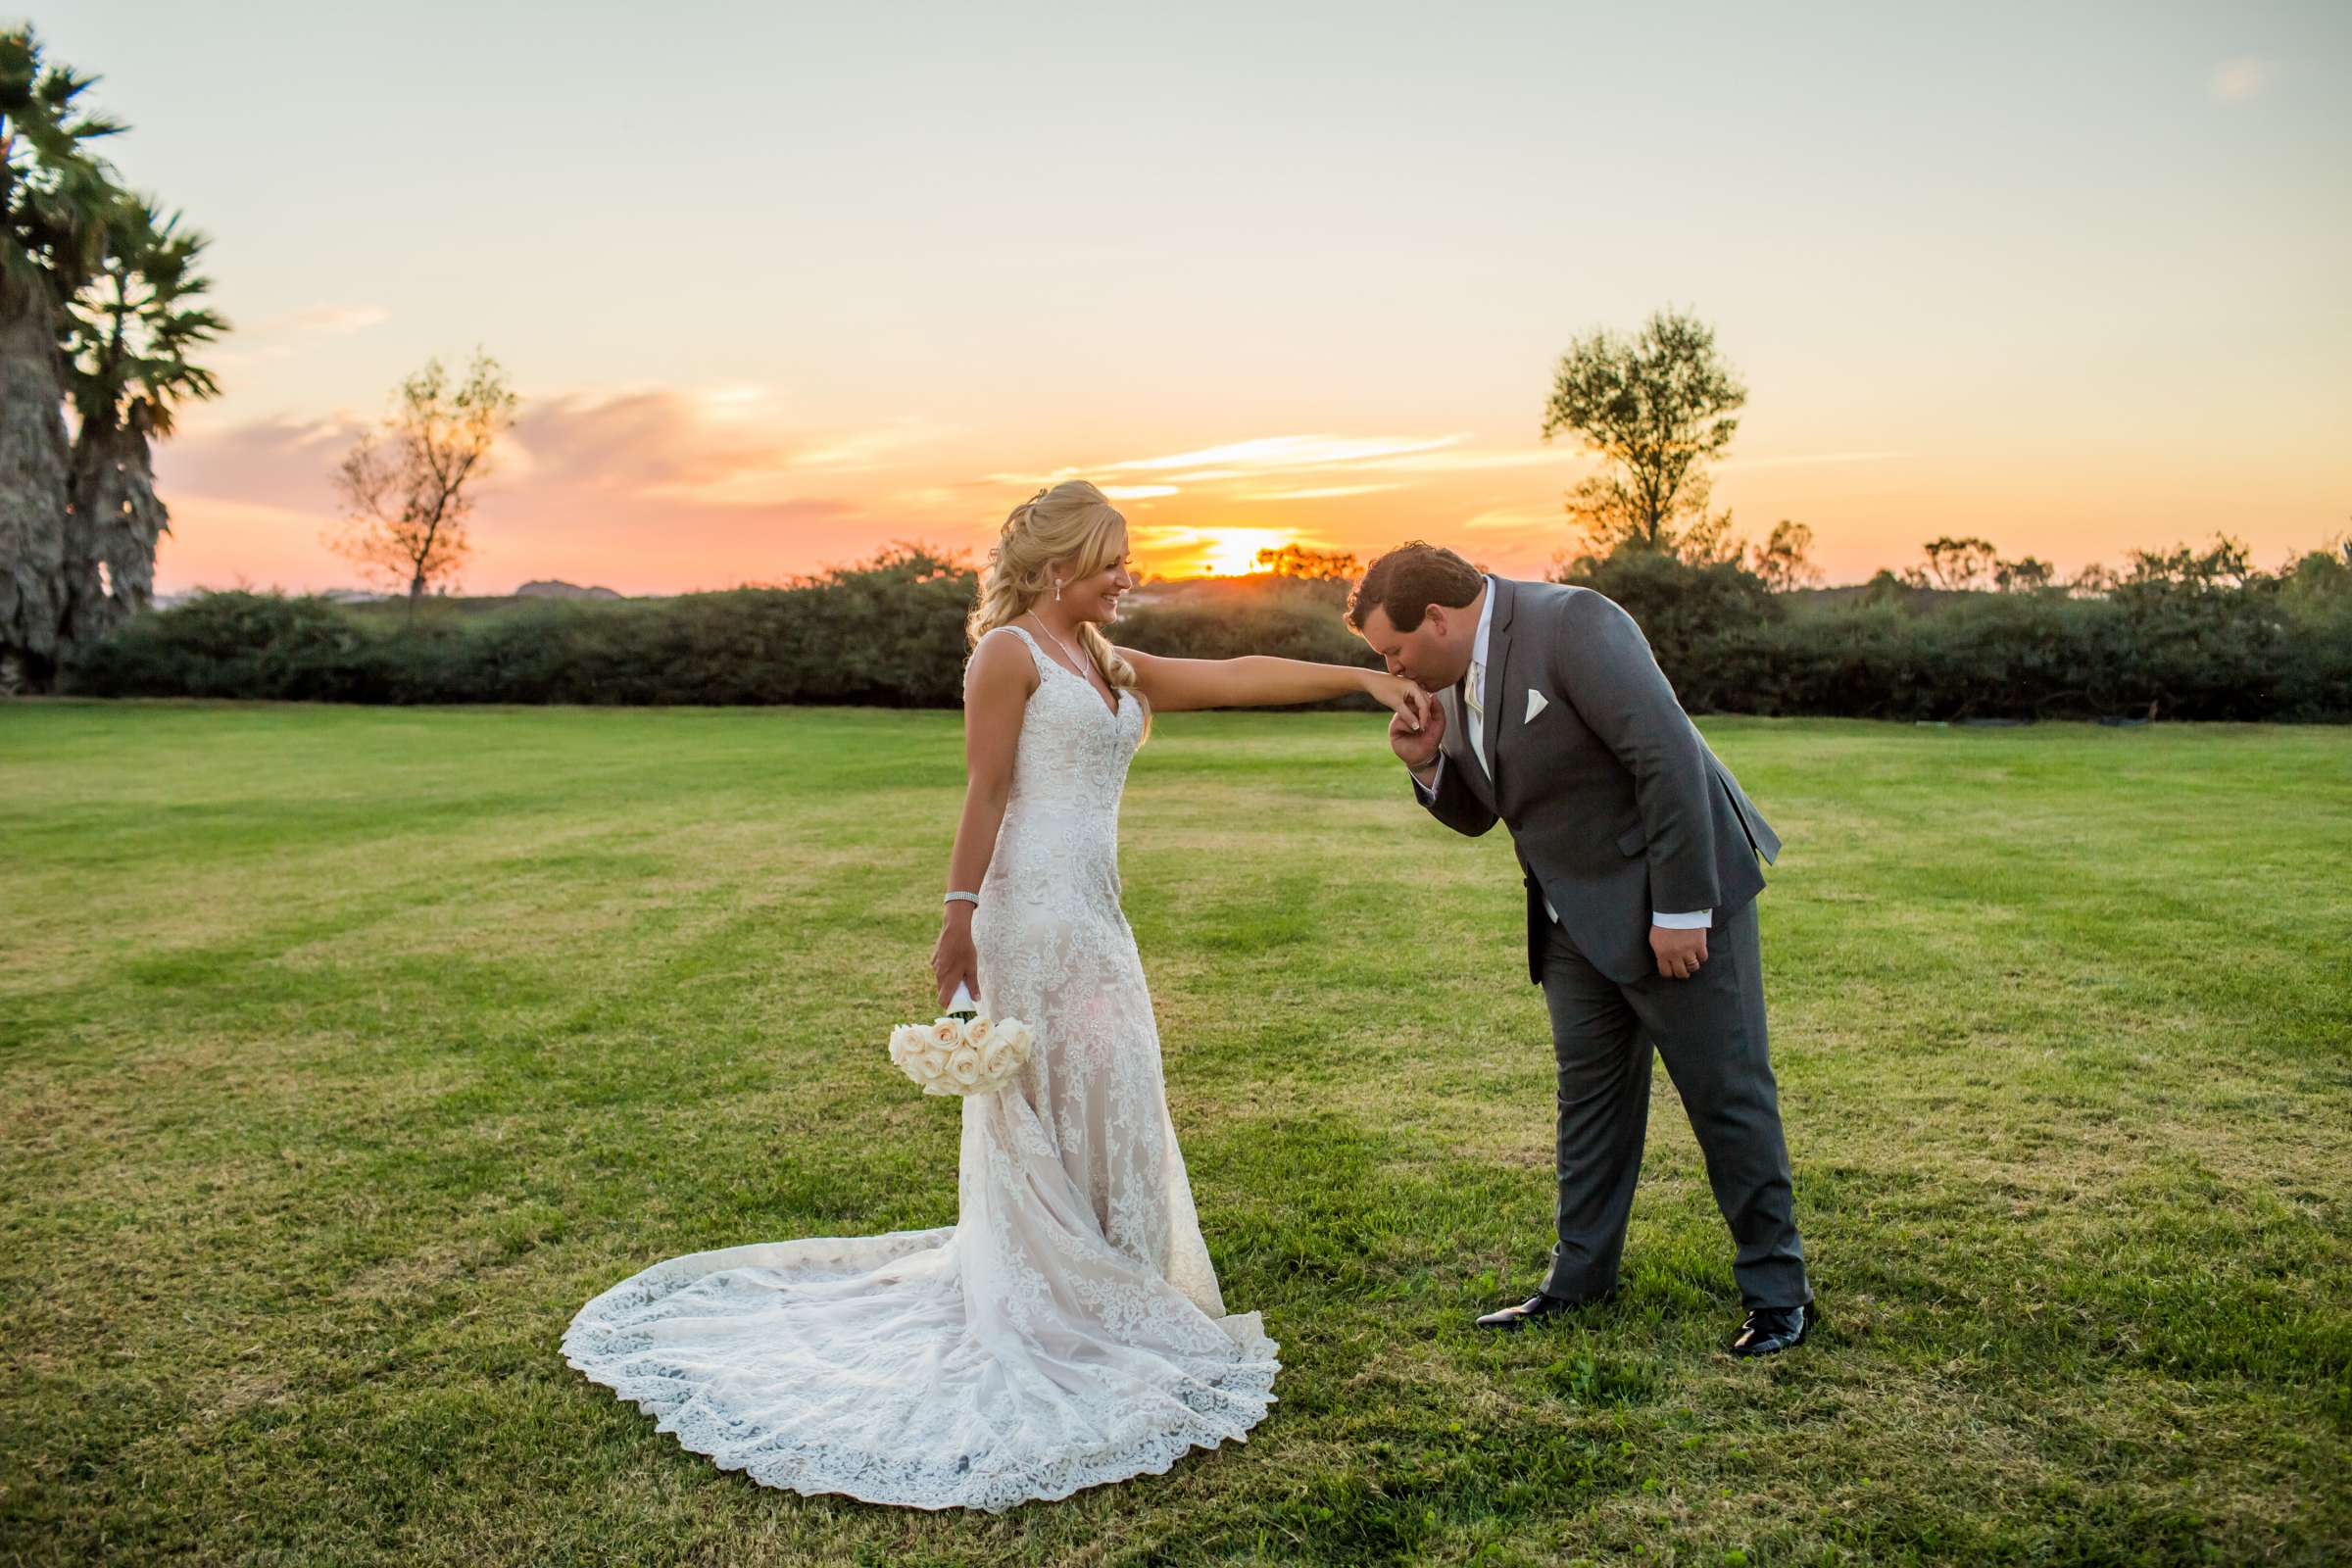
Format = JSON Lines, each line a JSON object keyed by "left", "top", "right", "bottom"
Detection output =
{"left": 889, "top": 983, "right": 1036, "bottom": 1097}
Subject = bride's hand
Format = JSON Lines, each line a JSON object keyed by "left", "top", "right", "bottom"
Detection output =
{"left": 1364, "top": 671, "right": 1433, "bottom": 733}
{"left": 932, "top": 909, "right": 979, "bottom": 1011}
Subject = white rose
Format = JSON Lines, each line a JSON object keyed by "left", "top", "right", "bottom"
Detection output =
{"left": 888, "top": 1025, "right": 924, "bottom": 1068}
{"left": 947, "top": 1046, "right": 984, "bottom": 1087}
{"left": 915, "top": 1047, "right": 950, "bottom": 1082}
{"left": 993, "top": 1020, "right": 1035, "bottom": 1064}
{"left": 928, "top": 1018, "right": 964, "bottom": 1051}
{"left": 978, "top": 1035, "right": 1015, "bottom": 1079}
{"left": 959, "top": 1015, "right": 994, "bottom": 1047}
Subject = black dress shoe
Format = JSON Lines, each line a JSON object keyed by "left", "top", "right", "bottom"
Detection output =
{"left": 1729, "top": 1300, "right": 1816, "bottom": 1357}
{"left": 1474, "top": 1293, "right": 1593, "bottom": 1330}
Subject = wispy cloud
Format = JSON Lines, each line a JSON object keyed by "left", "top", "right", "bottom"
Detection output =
{"left": 1718, "top": 450, "right": 1907, "bottom": 470}
{"left": 506, "top": 389, "right": 938, "bottom": 505}
{"left": 1456, "top": 503, "right": 1564, "bottom": 534}
{"left": 156, "top": 414, "right": 368, "bottom": 512}
{"left": 1099, "top": 433, "right": 1470, "bottom": 476}
{"left": 208, "top": 302, "right": 389, "bottom": 370}
{"left": 1350, "top": 447, "right": 1579, "bottom": 476}
{"left": 260, "top": 303, "right": 390, "bottom": 336}
{"left": 1240, "top": 483, "right": 1402, "bottom": 502}
{"left": 977, "top": 432, "right": 1585, "bottom": 525}
{"left": 2208, "top": 57, "right": 2274, "bottom": 104}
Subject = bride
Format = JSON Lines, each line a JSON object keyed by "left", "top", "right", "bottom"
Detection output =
{"left": 564, "top": 480, "right": 1431, "bottom": 1511}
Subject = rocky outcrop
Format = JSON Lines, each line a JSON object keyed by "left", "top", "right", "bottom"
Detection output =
{"left": 514, "top": 579, "right": 621, "bottom": 601}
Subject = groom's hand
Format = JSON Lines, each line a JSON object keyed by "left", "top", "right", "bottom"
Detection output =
{"left": 1391, "top": 693, "right": 1444, "bottom": 776}
{"left": 1650, "top": 924, "right": 1708, "bottom": 980}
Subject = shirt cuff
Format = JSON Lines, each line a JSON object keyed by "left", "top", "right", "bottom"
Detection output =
{"left": 1412, "top": 755, "right": 1445, "bottom": 801}
{"left": 1651, "top": 908, "right": 1713, "bottom": 929}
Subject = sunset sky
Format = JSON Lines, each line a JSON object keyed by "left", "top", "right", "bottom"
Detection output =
{"left": 40, "top": 2, "right": 2352, "bottom": 594}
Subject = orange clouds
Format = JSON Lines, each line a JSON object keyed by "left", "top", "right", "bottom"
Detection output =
{"left": 157, "top": 391, "right": 920, "bottom": 596}
{"left": 151, "top": 388, "right": 2347, "bottom": 599}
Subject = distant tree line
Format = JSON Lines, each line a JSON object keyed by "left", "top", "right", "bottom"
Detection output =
{"left": 1555, "top": 535, "right": 2352, "bottom": 723}
{"left": 44, "top": 286, "right": 2352, "bottom": 721}
{"left": 66, "top": 531, "right": 2352, "bottom": 721}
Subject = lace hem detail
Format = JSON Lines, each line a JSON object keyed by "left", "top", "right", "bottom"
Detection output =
{"left": 563, "top": 1231, "right": 1278, "bottom": 1512}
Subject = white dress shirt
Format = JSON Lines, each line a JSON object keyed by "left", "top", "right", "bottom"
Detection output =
{"left": 1413, "top": 577, "right": 1711, "bottom": 931}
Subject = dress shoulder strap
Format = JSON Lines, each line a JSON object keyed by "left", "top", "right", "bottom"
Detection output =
{"left": 985, "top": 623, "right": 1052, "bottom": 674}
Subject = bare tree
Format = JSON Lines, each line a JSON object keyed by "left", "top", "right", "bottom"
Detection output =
{"left": 330, "top": 351, "right": 517, "bottom": 613}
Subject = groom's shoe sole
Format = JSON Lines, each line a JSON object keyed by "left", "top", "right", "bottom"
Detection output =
{"left": 1473, "top": 1292, "right": 1612, "bottom": 1331}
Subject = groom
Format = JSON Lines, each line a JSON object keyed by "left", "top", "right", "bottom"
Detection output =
{"left": 1350, "top": 543, "right": 1814, "bottom": 1356}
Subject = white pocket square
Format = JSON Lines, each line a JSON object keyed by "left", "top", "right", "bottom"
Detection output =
{"left": 1525, "top": 688, "right": 1548, "bottom": 723}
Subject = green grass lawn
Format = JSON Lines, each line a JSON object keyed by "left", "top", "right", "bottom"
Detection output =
{"left": 2, "top": 702, "right": 2346, "bottom": 1567}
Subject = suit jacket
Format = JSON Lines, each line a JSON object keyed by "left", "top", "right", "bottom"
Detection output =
{"left": 1418, "top": 576, "right": 1781, "bottom": 986}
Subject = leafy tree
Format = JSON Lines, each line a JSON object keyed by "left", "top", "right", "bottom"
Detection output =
{"left": 1751, "top": 519, "right": 1818, "bottom": 592}
{"left": 1859, "top": 566, "right": 1915, "bottom": 606}
{"left": 1252, "top": 543, "right": 1362, "bottom": 581}
{"left": 2122, "top": 535, "right": 2255, "bottom": 592}
{"left": 1541, "top": 306, "right": 1745, "bottom": 563}
{"left": 330, "top": 351, "right": 519, "bottom": 614}
{"left": 2280, "top": 537, "right": 2351, "bottom": 609}
{"left": 1906, "top": 535, "right": 1998, "bottom": 591}
{"left": 1555, "top": 547, "right": 1779, "bottom": 678}
{"left": 1993, "top": 555, "right": 2056, "bottom": 593}
{"left": 2069, "top": 561, "right": 2118, "bottom": 598}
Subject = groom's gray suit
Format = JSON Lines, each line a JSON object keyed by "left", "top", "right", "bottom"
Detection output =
{"left": 1416, "top": 574, "right": 1810, "bottom": 1309}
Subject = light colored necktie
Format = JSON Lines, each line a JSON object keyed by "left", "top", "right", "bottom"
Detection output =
{"left": 1465, "top": 660, "right": 1488, "bottom": 777}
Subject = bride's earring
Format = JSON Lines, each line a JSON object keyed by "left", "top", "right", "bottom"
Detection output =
{"left": 1054, "top": 579, "right": 1063, "bottom": 602}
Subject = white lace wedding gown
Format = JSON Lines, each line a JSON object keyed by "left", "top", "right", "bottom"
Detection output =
{"left": 564, "top": 625, "right": 1279, "bottom": 1510}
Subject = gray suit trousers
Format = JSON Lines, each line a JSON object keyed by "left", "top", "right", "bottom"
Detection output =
{"left": 1537, "top": 899, "right": 1810, "bottom": 1309}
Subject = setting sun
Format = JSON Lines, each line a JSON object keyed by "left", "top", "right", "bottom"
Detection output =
{"left": 1198, "top": 529, "right": 1289, "bottom": 576}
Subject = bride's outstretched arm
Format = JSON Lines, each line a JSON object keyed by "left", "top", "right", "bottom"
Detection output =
{"left": 1124, "top": 648, "right": 1432, "bottom": 726}
{"left": 931, "top": 634, "right": 1030, "bottom": 1008}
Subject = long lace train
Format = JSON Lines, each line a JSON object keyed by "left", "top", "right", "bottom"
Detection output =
{"left": 563, "top": 624, "right": 1279, "bottom": 1509}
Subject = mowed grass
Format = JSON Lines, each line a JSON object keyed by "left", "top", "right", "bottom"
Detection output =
{"left": 2, "top": 702, "right": 2346, "bottom": 1568}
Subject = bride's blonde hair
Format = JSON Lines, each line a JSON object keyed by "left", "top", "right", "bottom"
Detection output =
{"left": 967, "top": 480, "right": 1144, "bottom": 707}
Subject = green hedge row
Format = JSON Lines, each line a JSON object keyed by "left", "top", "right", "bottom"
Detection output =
{"left": 71, "top": 551, "right": 982, "bottom": 707}
{"left": 1570, "top": 550, "right": 2352, "bottom": 723}
{"left": 66, "top": 545, "right": 2352, "bottom": 721}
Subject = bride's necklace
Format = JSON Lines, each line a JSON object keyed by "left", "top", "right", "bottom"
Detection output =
{"left": 1026, "top": 612, "right": 1111, "bottom": 703}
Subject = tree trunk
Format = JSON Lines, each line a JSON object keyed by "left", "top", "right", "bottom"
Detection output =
{"left": 0, "top": 273, "right": 71, "bottom": 691}
{"left": 62, "top": 404, "right": 169, "bottom": 655}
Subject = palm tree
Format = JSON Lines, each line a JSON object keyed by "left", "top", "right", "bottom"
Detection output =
{"left": 1, "top": 26, "right": 122, "bottom": 689}
{"left": 62, "top": 200, "right": 224, "bottom": 647}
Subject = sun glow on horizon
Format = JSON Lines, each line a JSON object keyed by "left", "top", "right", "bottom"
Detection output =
{"left": 1196, "top": 528, "right": 1290, "bottom": 576}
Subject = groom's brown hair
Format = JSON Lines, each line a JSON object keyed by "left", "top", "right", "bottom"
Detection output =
{"left": 1348, "top": 542, "right": 1484, "bottom": 633}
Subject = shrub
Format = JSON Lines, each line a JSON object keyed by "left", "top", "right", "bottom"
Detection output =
{"left": 1560, "top": 549, "right": 2352, "bottom": 723}
{"left": 63, "top": 545, "right": 2352, "bottom": 722}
